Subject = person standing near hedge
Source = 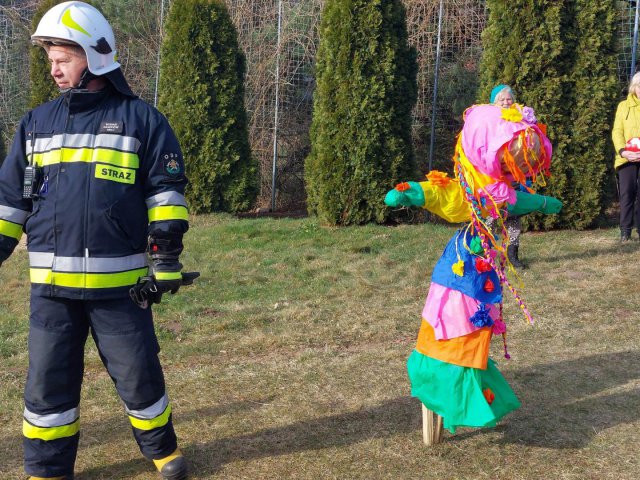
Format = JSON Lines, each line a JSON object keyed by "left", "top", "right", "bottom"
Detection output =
{"left": 490, "top": 84, "right": 526, "bottom": 268}
{"left": 612, "top": 72, "right": 640, "bottom": 242}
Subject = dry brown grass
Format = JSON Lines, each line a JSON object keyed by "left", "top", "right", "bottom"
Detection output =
{"left": 1, "top": 216, "right": 640, "bottom": 479}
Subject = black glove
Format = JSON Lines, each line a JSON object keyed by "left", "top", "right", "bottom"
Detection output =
{"left": 130, "top": 272, "right": 200, "bottom": 309}
{"left": 129, "top": 275, "right": 162, "bottom": 308}
{"left": 154, "top": 266, "right": 184, "bottom": 294}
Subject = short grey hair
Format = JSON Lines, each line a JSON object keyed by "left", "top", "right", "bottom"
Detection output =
{"left": 40, "top": 40, "right": 85, "bottom": 59}
{"left": 629, "top": 72, "right": 640, "bottom": 93}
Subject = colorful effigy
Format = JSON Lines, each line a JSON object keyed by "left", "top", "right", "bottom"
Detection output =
{"left": 385, "top": 103, "right": 562, "bottom": 435}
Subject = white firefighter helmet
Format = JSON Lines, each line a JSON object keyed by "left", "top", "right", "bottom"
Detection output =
{"left": 31, "top": 1, "right": 119, "bottom": 76}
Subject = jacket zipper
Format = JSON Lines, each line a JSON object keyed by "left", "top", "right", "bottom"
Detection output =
{"left": 52, "top": 96, "right": 72, "bottom": 294}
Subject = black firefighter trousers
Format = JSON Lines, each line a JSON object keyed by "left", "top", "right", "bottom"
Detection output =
{"left": 23, "top": 294, "right": 178, "bottom": 478}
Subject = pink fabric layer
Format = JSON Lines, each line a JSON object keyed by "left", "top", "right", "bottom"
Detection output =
{"left": 481, "top": 181, "right": 517, "bottom": 206}
{"left": 422, "top": 282, "right": 500, "bottom": 340}
{"left": 460, "top": 104, "right": 552, "bottom": 179}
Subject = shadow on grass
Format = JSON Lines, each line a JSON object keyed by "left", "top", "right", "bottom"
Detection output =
{"left": 525, "top": 241, "right": 640, "bottom": 266}
{"left": 74, "top": 396, "right": 419, "bottom": 478}
{"left": 500, "top": 349, "right": 640, "bottom": 448}
{"left": 5, "top": 351, "right": 640, "bottom": 477}
{"left": 181, "top": 396, "right": 419, "bottom": 477}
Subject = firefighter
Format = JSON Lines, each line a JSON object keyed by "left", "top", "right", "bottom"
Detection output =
{"left": 0, "top": 2, "right": 189, "bottom": 479}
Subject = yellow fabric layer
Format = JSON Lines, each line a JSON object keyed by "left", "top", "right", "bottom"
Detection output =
{"left": 456, "top": 138, "right": 500, "bottom": 192}
{"left": 419, "top": 180, "right": 471, "bottom": 223}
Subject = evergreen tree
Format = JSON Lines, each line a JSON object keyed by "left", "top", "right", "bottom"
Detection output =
{"left": 305, "top": 0, "right": 418, "bottom": 225}
{"left": 159, "top": 0, "right": 257, "bottom": 213}
{"left": 567, "top": 0, "right": 618, "bottom": 229}
{"left": 480, "top": 0, "right": 618, "bottom": 229}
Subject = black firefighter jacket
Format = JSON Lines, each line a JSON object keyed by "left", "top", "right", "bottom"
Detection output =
{"left": 0, "top": 85, "right": 189, "bottom": 299}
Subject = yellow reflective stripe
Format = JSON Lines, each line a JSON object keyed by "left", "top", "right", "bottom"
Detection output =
{"left": 95, "top": 165, "right": 136, "bottom": 184}
{"left": 23, "top": 418, "right": 79, "bottom": 441}
{"left": 30, "top": 267, "right": 148, "bottom": 288}
{"left": 30, "top": 268, "right": 52, "bottom": 284}
{"left": 129, "top": 404, "right": 172, "bottom": 431}
{"left": 0, "top": 219, "right": 23, "bottom": 240}
{"left": 155, "top": 271, "right": 182, "bottom": 281}
{"left": 34, "top": 148, "right": 140, "bottom": 169}
{"left": 62, "top": 10, "right": 90, "bottom": 37}
{"left": 148, "top": 205, "right": 189, "bottom": 222}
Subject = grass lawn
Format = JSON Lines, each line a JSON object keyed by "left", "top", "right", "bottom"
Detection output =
{"left": 1, "top": 214, "right": 640, "bottom": 479}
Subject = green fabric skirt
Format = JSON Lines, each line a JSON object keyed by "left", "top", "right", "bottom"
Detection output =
{"left": 407, "top": 349, "right": 520, "bottom": 433}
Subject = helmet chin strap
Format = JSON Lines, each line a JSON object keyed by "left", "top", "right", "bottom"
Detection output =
{"left": 76, "top": 67, "right": 99, "bottom": 89}
{"left": 61, "top": 67, "right": 99, "bottom": 93}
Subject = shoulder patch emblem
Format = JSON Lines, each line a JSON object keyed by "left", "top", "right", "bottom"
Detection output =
{"left": 163, "top": 152, "right": 182, "bottom": 175}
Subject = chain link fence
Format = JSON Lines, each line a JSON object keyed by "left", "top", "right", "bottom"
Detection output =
{"left": 0, "top": 0, "right": 636, "bottom": 211}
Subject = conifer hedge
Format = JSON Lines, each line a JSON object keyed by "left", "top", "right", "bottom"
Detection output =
{"left": 305, "top": 0, "right": 418, "bottom": 225}
{"left": 480, "top": 0, "right": 618, "bottom": 229}
{"left": 159, "top": 0, "right": 257, "bottom": 213}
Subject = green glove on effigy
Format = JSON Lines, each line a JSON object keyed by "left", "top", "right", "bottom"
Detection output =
{"left": 384, "top": 181, "right": 426, "bottom": 208}
{"left": 507, "top": 191, "right": 562, "bottom": 216}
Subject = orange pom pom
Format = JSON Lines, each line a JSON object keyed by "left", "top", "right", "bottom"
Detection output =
{"left": 426, "top": 170, "right": 452, "bottom": 187}
{"left": 483, "top": 388, "right": 495, "bottom": 404}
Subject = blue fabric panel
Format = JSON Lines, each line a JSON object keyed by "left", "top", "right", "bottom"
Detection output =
{"left": 431, "top": 229, "right": 502, "bottom": 304}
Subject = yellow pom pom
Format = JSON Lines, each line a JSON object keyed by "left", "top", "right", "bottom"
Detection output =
{"left": 501, "top": 107, "right": 523, "bottom": 123}
{"left": 452, "top": 260, "right": 465, "bottom": 276}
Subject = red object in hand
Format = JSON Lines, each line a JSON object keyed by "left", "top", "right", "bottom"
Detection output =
{"left": 625, "top": 137, "right": 640, "bottom": 152}
{"left": 483, "top": 278, "right": 494, "bottom": 293}
{"left": 475, "top": 257, "right": 492, "bottom": 273}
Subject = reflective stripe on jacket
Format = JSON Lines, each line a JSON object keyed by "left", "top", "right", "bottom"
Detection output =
{"left": 0, "top": 85, "right": 189, "bottom": 299}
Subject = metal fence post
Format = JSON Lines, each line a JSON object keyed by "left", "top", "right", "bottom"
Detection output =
{"left": 154, "top": 0, "right": 167, "bottom": 108}
{"left": 271, "top": 0, "right": 283, "bottom": 212}
{"left": 428, "top": 0, "right": 444, "bottom": 172}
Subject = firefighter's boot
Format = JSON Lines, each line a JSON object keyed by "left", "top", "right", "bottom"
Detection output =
{"left": 29, "top": 477, "right": 70, "bottom": 480}
{"left": 154, "top": 449, "right": 188, "bottom": 480}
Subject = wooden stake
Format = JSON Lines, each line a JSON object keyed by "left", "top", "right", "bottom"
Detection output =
{"left": 422, "top": 404, "right": 443, "bottom": 445}
{"left": 434, "top": 411, "right": 443, "bottom": 444}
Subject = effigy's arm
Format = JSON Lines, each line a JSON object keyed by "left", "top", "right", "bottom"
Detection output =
{"left": 506, "top": 191, "right": 562, "bottom": 216}
{"left": 384, "top": 175, "right": 471, "bottom": 223}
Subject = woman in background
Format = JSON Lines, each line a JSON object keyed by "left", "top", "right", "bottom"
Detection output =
{"left": 612, "top": 72, "right": 640, "bottom": 242}
{"left": 490, "top": 84, "right": 526, "bottom": 267}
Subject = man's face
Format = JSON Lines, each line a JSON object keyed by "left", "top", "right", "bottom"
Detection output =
{"left": 47, "top": 45, "right": 87, "bottom": 90}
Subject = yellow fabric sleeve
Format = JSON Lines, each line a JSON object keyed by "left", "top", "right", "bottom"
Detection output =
{"left": 419, "top": 180, "right": 471, "bottom": 223}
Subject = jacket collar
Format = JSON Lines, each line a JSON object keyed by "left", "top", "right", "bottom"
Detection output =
{"left": 63, "top": 84, "right": 114, "bottom": 113}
